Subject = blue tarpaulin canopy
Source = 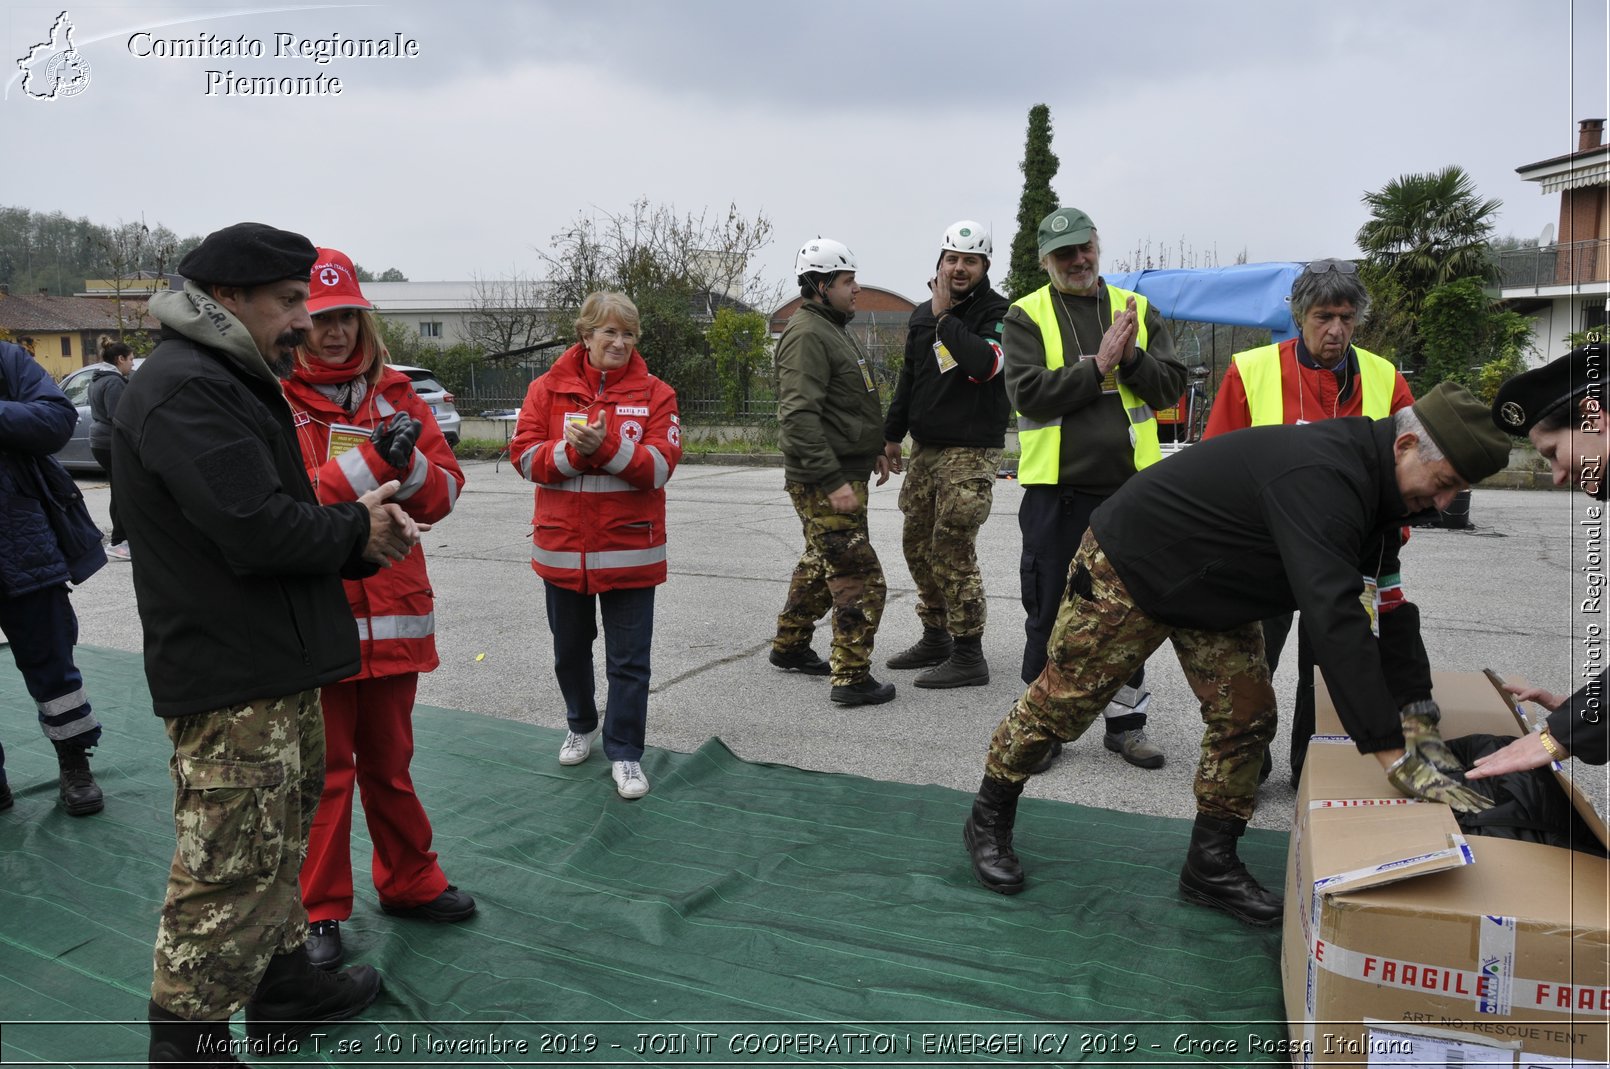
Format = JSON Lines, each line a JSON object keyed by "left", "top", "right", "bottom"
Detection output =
{"left": 1103, "top": 261, "right": 1304, "bottom": 341}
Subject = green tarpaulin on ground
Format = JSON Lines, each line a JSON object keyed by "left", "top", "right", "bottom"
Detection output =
{"left": 1, "top": 647, "right": 1288, "bottom": 1066}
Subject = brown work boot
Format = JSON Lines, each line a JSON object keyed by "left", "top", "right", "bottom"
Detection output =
{"left": 885, "top": 628, "right": 952, "bottom": 669}
{"left": 914, "top": 635, "right": 989, "bottom": 688}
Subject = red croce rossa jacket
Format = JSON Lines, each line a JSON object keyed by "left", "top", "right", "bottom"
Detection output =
{"left": 282, "top": 365, "right": 465, "bottom": 678}
{"left": 510, "top": 343, "right": 680, "bottom": 595}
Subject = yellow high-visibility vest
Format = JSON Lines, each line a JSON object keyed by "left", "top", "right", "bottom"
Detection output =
{"left": 1013, "top": 284, "right": 1160, "bottom": 484}
{"left": 1234, "top": 343, "right": 1398, "bottom": 425}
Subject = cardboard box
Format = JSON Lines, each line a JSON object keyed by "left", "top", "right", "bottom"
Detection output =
{"left": 1282, "top": 671, "right": 1610, "bottom": 1065}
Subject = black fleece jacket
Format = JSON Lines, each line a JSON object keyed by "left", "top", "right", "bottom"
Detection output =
{"left": 113, "top": 328, "right": 376, "bottom": 717}
{"left": 883, "top": 277, "right": 1011, "bottom": 449}
{"left": 1090, "top": 417, "right": 1415, "bottom": 752}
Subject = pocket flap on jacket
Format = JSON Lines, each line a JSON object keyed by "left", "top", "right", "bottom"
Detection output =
{"left": 175, "top": 754, "right": 285, "bottom": 790}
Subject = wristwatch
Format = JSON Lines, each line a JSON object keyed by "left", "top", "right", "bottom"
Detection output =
{"left": 1538, "top": 728, "right": 1567, "bottom": 762}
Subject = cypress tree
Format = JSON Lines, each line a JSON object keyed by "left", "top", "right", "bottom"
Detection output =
{"left": 1005, "top": 104, "right": 1060, "bottom": 298}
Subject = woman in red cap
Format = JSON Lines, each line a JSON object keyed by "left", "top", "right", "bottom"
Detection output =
{"left": 285, "top": 248, "right": 473, "bottom": 970}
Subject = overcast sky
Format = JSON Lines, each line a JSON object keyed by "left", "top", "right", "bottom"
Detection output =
{"left": 4, "top": 0, "right": 1606, "bottom": 305}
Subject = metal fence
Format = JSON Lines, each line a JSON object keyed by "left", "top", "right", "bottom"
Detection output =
{"left": 1496, "top": 239, "right": 1608, "bottom": 290}
{"left": 450, "top": 353, "right": 781, "bottom": 422}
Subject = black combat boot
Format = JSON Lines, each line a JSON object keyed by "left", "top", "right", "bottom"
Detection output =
{"left": 1178, "top": 813, "right": 1282, "bottom": 926}
{"left": 769, "top": 645, "right": 830, "bottom": 675}
{"left": 885, "top": 627, "right": 952, "bottom": 669}
{"left": 914, "top": 634, "right": 989, "bottom": 689}
{"left": 963, "top": 776, "right": 1025, "bottom": 895}
{"left": 52, "top": 738, "right": 103, "bottom": 816}
{"left": 244, "top": 946, "right": 381, "bottom": 1045}
{"left": 147, "top": 1000, "right": 245, "bottom": 1066}
{"left": 829, "top": 677, "right": 896, "bottom": 705}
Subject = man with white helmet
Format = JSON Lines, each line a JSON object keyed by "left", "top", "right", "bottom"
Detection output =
{"left": 882, "top": 221, "right": 1012, "bottom": 688}
{"left": 768, "top": 238, "right": 897, "bottom": 705}
{"left": 1006, "top": 207, "right": 1187, "bottom": 769}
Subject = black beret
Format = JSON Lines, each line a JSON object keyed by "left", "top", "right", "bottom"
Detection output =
{"left": 1492, "top": 343, "right": 1609, "bottom": 436}
{"left": 177, "top": 222, "right": 317, "bottom": 287}
{"left": 1413, "top": 381, "right": 1513, "bottom": 484}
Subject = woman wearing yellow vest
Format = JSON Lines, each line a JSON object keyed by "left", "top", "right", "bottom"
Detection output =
{"left": 1203, "top": 259, "right": 1415, "bottom": 787}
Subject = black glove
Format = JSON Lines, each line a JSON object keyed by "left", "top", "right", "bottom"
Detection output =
{"left": 370, "top": 412, "right": 422, "bottom": 470}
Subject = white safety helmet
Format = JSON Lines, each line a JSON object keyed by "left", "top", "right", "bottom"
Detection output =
{"left": 941, "top": 220, "right": 991, "bottom": 257}
{"left": 795, "top": 237, "right": 858, "bottom": 277}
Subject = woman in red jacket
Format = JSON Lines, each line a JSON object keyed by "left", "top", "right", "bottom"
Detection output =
{"left": 285, "top": 248, "right": 473, "bottom": 970}
{"left": 510, "top": 291, "right": 680, "bottom": 800}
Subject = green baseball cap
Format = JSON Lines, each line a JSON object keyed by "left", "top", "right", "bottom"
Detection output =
{"left": 1037, "top": 207, "right": 1096, "bottom": 258}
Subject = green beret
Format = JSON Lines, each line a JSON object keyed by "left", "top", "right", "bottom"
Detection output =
{"left": 1412, "top": 381, "right": 1512, "bottom": 483}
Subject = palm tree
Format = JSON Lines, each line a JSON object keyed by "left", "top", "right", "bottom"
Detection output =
{"left": 1357, "top": 165, "right": 1501, "bottom": 311}
{"left": 1354, "top": 166, "right": 1501, "bottom": 370}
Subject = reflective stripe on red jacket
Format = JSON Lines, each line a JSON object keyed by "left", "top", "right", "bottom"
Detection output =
{"left": 282, "top": 365, "right": 465, "bottom": 678}
{"left": 510, "top": 344, "right": 680, "bottom": 594}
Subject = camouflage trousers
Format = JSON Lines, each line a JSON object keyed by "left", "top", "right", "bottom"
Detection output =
{"left": 986, "top": 532, "right": 1276, "bottom": 822}
{"left": 898, "top": 443, "right": 1001, "bottom": 639}
{"left": 774, "top": 480, "right": 887, "bottom": 685}
{"left": 152, "top": 689, "right": 325, "bottom": 1020}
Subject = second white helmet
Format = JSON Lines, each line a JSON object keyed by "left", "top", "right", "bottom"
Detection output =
{"left": 941, "top": 220, "right": 991, "bottom": 257}
{"left": 795, "top": 237, "right": 857, "bottom": 276}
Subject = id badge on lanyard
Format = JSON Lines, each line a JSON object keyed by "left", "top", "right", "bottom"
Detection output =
{"left": 1359, "top": 575, "right": 1380, "bottom": 638}
{"left": 856, "top": 356, "right": 876, "bottom": 392}
{"left": 1080, "top": 354, "right": 1119, "bottom": 394}
{"left": 932, "top": 340, "right": 958, "bottom": 373}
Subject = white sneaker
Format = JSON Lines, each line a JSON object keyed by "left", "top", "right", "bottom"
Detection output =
{"left": 558, "top": 728, "right": 600, "bottom": 766}
{"left": 105, "top": 542, "right": 131, "bottom": 561}
{"left": 611, "top": 760, "right": 650, "bottom": 800}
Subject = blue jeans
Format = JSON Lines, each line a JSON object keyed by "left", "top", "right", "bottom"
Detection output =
{"left": 543, "top": 582, "right": 655, "bottom": 761}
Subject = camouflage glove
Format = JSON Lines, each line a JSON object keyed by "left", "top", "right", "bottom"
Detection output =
{"left": 370, "top": 412, "right": 423, "bottom": 469}
{"left": 1385, "top": 749, "right": 1493, "bottom": 814}
{"left": 1400, "top": 699, "right": 1464, "bottom": 774}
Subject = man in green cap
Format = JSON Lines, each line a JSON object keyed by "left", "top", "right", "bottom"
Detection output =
{"left": 1004, "top": 207, "right": 1188, "bottom": 770}
{"left": 963, "top": 382, "right": 1512, "bottom": 927}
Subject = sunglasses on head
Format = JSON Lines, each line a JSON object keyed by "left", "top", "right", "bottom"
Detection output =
{"left": 1305, "top": 259, "right": 1358, "bottom": 276}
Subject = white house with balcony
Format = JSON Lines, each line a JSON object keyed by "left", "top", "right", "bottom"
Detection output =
{"left": 1497, "top": 118, "right": 1610, "bottom": 361}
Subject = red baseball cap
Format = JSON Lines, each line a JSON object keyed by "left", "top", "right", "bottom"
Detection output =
{"left": 306, "top": 247, "right": 372, "bottom": 315}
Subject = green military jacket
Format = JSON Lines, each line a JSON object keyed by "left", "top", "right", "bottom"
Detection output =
{"left": 776, "top": 301, "right": 884, "bottom": 493}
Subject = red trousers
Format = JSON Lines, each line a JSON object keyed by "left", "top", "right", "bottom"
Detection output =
{"left": 299, "top": 673, "right": 448, "bottom": 920}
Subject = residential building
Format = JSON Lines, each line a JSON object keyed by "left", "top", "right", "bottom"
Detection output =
{"left": 1498, "top": 118, "right": 1610, "bottom": 360}
{"left": 0, "top": 286, "right": 157, "bottom": 379}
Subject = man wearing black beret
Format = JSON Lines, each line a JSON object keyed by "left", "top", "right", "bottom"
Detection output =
{"left": 113, "top": 222, "right": 421, "bottom": 1062}
{"left": 964, "top": 382, "right": 1513, "bottom": 926}
{"left": 1470, "top": 343, "right": 1609, "bottom": 778}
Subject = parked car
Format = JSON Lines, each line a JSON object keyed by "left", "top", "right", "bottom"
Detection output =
{"left": 54, "top": 361, "right": 460, "bottom": 473}
{"left": 53, "top": 360, "right": 144, "bottom": 474}
{"left": 393, "top": 364, "right": 461, "bottom": 446}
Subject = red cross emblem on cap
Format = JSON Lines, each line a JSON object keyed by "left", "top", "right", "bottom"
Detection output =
{"left": 318, "top": 266, "right": 341, "bottom": 288}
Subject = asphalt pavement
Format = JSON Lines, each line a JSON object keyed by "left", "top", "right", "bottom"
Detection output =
{"left": 66, "top": 460, "right": 1605, "bottom": 831}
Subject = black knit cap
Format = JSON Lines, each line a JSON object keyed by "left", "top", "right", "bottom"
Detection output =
{"left": 1412, "top": 381, "right": 1513, "bottom": 483}
{"left": 1492, "top": 343, "right": 1608, "bottom": 436}
{"left": 177, "top": 222, "right": 317, "bottom": 286}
